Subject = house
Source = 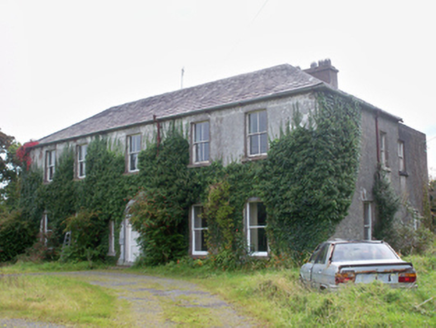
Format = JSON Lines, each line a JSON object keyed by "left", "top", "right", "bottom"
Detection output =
{"left": 28, "top": 60, "right": 428, "bottom": 264}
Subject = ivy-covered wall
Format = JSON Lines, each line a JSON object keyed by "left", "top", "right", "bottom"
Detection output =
{"left": 16, "top": 92, "right": 361, "bottom": 265}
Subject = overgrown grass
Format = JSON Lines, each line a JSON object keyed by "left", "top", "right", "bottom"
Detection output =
{"left": 0, "top": 274, "right": 134, "bottom": 327}
{"left": 0, "top": 260, "right": 107, "bottom": 274}
{"left": 1, "top": 252, "right": 436, "bottom": 326}
{"left": 129, "top": 254, "right": 436, "bottom": 327}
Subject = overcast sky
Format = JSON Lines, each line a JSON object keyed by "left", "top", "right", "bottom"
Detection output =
{"left": 1, "top": 0, "right": 435, "bottom": 176}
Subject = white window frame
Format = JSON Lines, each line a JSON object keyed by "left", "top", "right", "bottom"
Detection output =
{"left": 45, "top": 150, "right": 56, "bottom": 182}
{"left": 192, "top": 205, "right": 208, "bottom": 255}
{"left": 193, "top": 121, "right": 210, "bottom": 163}
{"left": 398, "top": 141, "right": 405, "bottom": 172}
{"left": 247, "top": 111, "right": 268, "bottom": 157}
{"left": 246, "top": 200, "right": 268, "bottom": 256}
{"left": 77, "top": 144, "right": 87, "bottom": 179}
{"left": 363, "top": 202, "right": 372, "bottom": 240}
{"left": 108, "top": 220, "right": 115, "bottom": 256}
{"left": 40, "top": 212, "right": 52, "bottom": 245}
{"left": 128, "top": 134, "right": 141, "bottom": 172}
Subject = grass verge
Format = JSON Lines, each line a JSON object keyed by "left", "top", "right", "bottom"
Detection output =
{"left": 0, "top": 274, "right": 134, "bottom": 327}
{"left": 129, "top": 254, "right": 436, "bottom": 327}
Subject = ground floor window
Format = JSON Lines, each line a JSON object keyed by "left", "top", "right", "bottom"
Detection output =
{"left": 40, "top": 212, "right": 53, "bottom": 246}
{"left": 192, "top": 205, "right": 207, "bottom": 255}
{"left": 246, "top": 200, "right": 268, "bottom": 256}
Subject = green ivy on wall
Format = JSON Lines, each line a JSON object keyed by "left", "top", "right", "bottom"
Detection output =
{"left": 11, "top": 92, "right": 361, "bottom": 266}
{"left": 260, "top": 93, "right": 361, "bottom": 258}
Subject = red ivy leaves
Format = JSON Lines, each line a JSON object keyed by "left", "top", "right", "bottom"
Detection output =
{"left": 16, "top": 141, "right": 39, "bottom": 169}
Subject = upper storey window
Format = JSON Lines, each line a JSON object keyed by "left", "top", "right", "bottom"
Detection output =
{"left": 45, "top": 150, "right": 56, "bottom": 182}
{"left": 398, "top": 141, "right": 405, "bottom": 172}
{"left": 193, "top": 121, "right": 210, "bottom": 163}
{"left": 77, "top": 144, "right": 87, "bottom": 179}
{"left": 247, "top": 111, "right": 267, "bottom": 156}
{"left": 128, "top": 134, "right": 141, "bottom": 172}
{"left": 380, "top": 132, "right": 388, "bottom": 167}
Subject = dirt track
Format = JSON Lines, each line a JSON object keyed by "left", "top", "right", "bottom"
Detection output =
{"left": 0, "top": 271, "right": 255, "bottom": 327}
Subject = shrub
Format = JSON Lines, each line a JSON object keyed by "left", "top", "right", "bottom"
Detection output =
{"left": 0, "top": 209, "right": 37, "bottom": 262}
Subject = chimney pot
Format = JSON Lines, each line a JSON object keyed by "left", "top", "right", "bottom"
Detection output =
{"left": 303, "top": 59, "right": 339, "bottom": 89}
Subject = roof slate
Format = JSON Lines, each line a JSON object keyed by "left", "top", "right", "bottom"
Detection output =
{"left": 38, "top": 64, "right": 323, "bottom": 144}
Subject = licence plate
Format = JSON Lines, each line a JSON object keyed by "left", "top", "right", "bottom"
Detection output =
{"left": 355, "top": 273, "right": 398, "bottom": 284}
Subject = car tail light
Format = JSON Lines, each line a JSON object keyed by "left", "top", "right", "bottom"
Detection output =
{"left": 399, "top": 272, "right": 417, "bottom": 283}
{"left": 335, "top": 271, "right": 356, "bottom": 284}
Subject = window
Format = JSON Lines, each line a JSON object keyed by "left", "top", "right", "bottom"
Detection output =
{"left": 398, "top": 141, "right": 405, "bottom": 172}
{"left": 45, "top": 150, "right": 56, "bottom": 182}
{"left": 193, "top": 122, "right": 210, "bottom": 163}
{"left": 128, "top": 134, "right": 141, "bottom": 172}
{"left": 246, "top": 201, "right": 267, "bottom": 256}
{"left": 363, "top": 202, "right": 372, "bottom": 240}
{"left": 314, "top": 243, "right": 329, "bottom": 264}
{"left": 40, "top": 212, "right": 53, "bottom": 245}
{"left": 380, "top": 132, "right": 388, "bottom": 167}
{"left": 77, "top": 144, "right": 87, "bottom": 178}
{"left": 192, "top": 205, "right": 207, "bottom": 255}
{"left": 247, "top": 111, "right": 267, "bottom": 156}
{"left": 108, "top": 220, "right": 115, "bottom": 256}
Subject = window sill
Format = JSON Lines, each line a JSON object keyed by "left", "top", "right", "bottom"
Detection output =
{"left": 188, "top": 162, "right": 211, "bottom": 168}
{"left": 242, "top": 155, "right": 267, "bottom": 163}
{"left": 124, "top": 170, "right": 140, "bottom": 176}
{"left": 250, "top": 252, "right": 269, "bottom": 258}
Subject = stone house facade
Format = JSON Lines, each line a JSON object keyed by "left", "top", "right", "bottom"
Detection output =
{"left": 28, "top": 60, "right": 428, "bottom": 263}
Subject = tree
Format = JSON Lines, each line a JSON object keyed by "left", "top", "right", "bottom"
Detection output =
{"left": 0, "top": 129, "right": 21, "bottom": 205}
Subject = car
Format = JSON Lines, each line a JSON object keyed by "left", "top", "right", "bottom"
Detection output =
{"left": 300, "top": 240, "right": 417, "bottom": 291}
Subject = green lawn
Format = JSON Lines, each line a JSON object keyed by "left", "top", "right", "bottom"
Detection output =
{"left": 1, "top": 253, "right": 435, "bottom": 327}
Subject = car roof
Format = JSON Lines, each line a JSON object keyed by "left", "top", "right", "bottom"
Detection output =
{"left": 326, "top": 239, "right": 386, "bottom": 245}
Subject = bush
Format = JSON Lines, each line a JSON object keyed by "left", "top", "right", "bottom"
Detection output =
{"left": 0, "top": 209, "right": 37, "bottom": 262}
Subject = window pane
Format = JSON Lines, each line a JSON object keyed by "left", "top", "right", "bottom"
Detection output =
{"left": 130, "top": 135, "right": 141, "bottom": 152}
{"left": 203, "top": 122, "right": 209, "bottom": 141}
{"left": 80, "top": 162, "right": 86, "bottom": 177}
{"left": 195, "top": 144, "right": 205, "bottom": 162}
{"left": 250, "top": 135, "right": 259, "bottom": 155}
{"left": 193, "top": 206, "right": 203, "bottom": 228}
{"left": 203, "top": 142, "right": 209, "bottom": 161}
{"left": 260, "top": 133, "right": 267, "bottom": 154}
{"left": 194, "top": 230, "right": 208, "bottom": 252}
{"left": 130, "top": 153, "right": 137, "bottom": 171}
{"left": 195, "top": 123, "right": 203, "bottom": 142}
{"left": 249, "top": 202, "right": 266, "bottom": 226}
{"left": 259, "top": 111, "right": 267, "bottom": 132}
{"left": 257, "top": 202, "right": 267, "bottom": 226}
{"left": 249, "top": 227, "right": 267, "bottom": 252}
{"left": 249, "top": 113, "right": 258, "bottom": 134}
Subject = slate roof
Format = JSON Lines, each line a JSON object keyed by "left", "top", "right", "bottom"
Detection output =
{"left": 38, "top": 64, "right": 324, "bottom": 145}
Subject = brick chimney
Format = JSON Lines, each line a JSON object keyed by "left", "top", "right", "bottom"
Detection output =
{"left": 303, "top": 59, "right": 338, "bottom": 89}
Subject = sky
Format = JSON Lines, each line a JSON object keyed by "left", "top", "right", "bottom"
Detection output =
{"left": 1, "top": 0, "right": 435, "bottom": 176}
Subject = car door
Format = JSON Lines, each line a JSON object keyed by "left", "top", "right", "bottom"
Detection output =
{"left": 311, "top": 243, "right": 331, "bottom": 289}
{"left": 300, "top": 246, "right": 321, "bottom": 284}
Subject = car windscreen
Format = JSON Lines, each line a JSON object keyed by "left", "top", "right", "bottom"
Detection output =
{"left": 331, "top": 243, "right": 399, "bottom": 262}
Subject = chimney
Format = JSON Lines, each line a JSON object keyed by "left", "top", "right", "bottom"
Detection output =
{"left": 303, "top": 59, "right": 339, "bottom": 89}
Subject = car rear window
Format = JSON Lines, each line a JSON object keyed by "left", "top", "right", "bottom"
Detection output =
{"left": 332, "top": 243, "right": 399, "bottom": 262}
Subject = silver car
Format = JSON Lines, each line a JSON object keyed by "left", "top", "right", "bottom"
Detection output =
{"left": 300, "top": 240, "right": 417, "bottom": 291}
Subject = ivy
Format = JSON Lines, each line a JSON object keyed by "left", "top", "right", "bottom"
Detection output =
{"left": 130, "top": 127, "right": 193, "bottom": 265}
{"left": 372, "top": 164, "right": 400, "bottom": 242}
{"left": 10, "top": 93, "right": 362, "bottom": 267}
{"left": 260, "top": 93, "right": 361, "bottom": 257}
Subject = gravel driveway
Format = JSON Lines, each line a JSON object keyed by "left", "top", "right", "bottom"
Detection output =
{"left": 0, "top": 271, "right": 255, "bottom": 327}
